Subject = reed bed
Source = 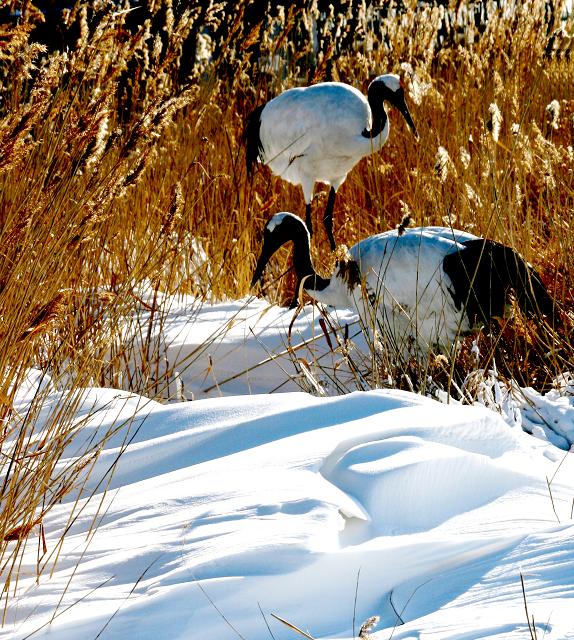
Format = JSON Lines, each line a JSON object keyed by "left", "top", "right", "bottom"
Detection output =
{"left": 0, "top": 0, "right": 572, "bottom": 610}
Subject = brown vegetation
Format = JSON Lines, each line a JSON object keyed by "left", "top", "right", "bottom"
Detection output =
{"left": 0, "top": 0, "right": 572, "bottom": 609}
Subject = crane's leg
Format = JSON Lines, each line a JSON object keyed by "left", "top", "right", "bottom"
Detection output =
{"left": 305, "top": 202, "right": 313, "bottom": 237}
{"left": 296, "top": 198, "right": 313, "bottom": 308}
{"left": 324, "top": 187, "right": 337, "bottom": 251}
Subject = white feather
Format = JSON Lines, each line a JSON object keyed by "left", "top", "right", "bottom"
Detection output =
{"left": 258, "top": 81, "right": 391, "bottom": 202}
{"left": 310, "top": 226, "right": 478, "bottom": 353}
{"left": 260, "top": 74, "right": 410, "bottom": 203}
{"left": 255, "top": 214, "right": 477, "bottom": 354}
{"left": 248, "top": 75, "right": 417, "bottom": 251}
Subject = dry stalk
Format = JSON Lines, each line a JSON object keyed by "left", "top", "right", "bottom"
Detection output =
{"left": 0, "top": 0, "right": 572, "bottom": 623}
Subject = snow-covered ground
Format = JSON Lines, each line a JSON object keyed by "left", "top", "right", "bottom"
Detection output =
{"left": 3, "top": 297, "right": 574, "bottom": 639}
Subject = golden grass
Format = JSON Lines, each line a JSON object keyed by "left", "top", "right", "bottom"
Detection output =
{"left": 0, "top": 0, "right": 572, "bottom": 609}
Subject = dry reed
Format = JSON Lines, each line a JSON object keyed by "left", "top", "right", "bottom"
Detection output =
{"left": 0, "top": 0, "right": 572, "bottom": 617}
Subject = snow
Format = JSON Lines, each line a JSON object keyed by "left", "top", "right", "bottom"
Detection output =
{"left": 3, "top": 297, "right": 574, "bottom": 640}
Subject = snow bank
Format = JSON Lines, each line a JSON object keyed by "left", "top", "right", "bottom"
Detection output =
{"left": 4, "top": 384, "right": 574, "bottom": 640}
{"left": 3, "top": 298, "right": 574, "bottom": 640}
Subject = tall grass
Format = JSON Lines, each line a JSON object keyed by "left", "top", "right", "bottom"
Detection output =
{"left": 0, "top": 0, "right": 572, "bottom": 609}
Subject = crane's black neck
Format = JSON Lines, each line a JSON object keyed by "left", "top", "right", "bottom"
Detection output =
{"left": 361, "top": 81, "right": 388, "bottom": 140}
{"left": 291, "top": 232, "right": 331, "bottom": 293}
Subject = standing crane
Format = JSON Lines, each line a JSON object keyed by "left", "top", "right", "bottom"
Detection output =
{"left": 245, "top": 74, "right": 418, "bottom": 251}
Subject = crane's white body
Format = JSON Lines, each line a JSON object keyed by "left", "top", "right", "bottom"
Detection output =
{"left": 311, "top": 226, "right": 479, "bottom": 353}
{"left": 253, "top": 213, "right": 554, "bottom": 357}
{"left": 247, "top": 75, "right": 416, "bottom": 250}
{"left": 259, "top": 82, "right": 390, "bottom": 203}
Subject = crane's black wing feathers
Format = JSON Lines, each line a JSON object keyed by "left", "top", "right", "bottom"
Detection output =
{"left": 443, "top": 238, "right": 555, "bottom": 327}
{"left": 244, "top": 104, "right": 265, "bottom": 178}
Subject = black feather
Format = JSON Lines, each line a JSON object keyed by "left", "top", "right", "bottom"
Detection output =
{"left": 443, "top": 238, "right": 556, "bottom": 327}
{"left": 244, "top": 104, "right": 265, "bottom": 178}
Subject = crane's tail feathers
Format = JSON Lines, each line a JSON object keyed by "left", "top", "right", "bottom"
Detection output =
{"left": 443, "top": 239, "right": 559, "bottom": 328}
{"left": 244, "top": 104, "right": 265, "bottom": 178}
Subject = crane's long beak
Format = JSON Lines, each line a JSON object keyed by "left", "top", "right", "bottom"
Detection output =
{"left": 251, "top": 237, "right": 274, "bottom": 288}
{"left": 251, "top": 252, "right": 268, "bottom": 288}
{"left": 396, "top": 95, "right": 419, "bottom": 140}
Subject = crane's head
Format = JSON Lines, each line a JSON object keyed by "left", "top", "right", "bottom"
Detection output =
{"left": 370, "top": 74, "right": 419, "bottom": 139}
{"left": 250, "top": 212, "right": 311, "bottom": 288}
